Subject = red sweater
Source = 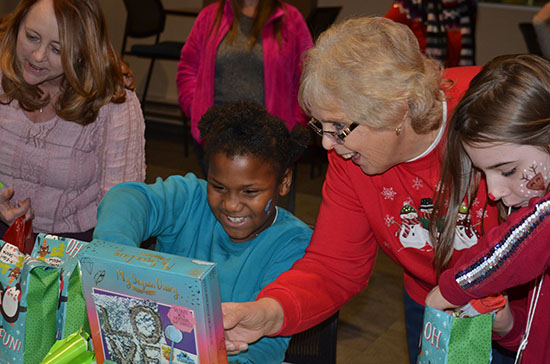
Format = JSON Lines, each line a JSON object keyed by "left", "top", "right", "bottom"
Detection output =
{"left": 258, "top": 66, "right": 500, "bottom": 335}
{"left": 439, "top": 194, "right": 550, "bottom": 363}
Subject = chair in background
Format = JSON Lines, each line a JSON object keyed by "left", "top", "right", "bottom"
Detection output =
{"left": 519, "top": 22, "right": 543, "bottom": 56}
{"left": 306, "top": 6, "right": 342, "bottom": 40}
{"left": 284, "top": 0, "right": 341, "bottom": 41}
{"left": 285, "top": 0, "right": 318, "bottom": 21}
{"left": 305, "top": 131, "right": 327, "bottom": 180}
{"left": 284, "top": 311, "right": 339, "bottom": 364}
{"left": 120, "top": 0, "right": 193, "bottom": 156}
{"left": 300, "top": 5, "right": 341, "bottom": 180}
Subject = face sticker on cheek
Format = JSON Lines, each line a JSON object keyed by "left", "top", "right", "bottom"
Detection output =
{"left": 264, "top": 199, "right": 272, "bottom": 214}
{"left": 519, "top": 161, "right": 549, "bottom": 198}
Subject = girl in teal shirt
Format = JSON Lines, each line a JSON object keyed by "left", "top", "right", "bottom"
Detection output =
{"left": 93, "top": 101, "right": 312, "bottom": 363}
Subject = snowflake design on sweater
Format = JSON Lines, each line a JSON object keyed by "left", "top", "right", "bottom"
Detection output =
{"left": 384, "top": 214, "right": 395, "bottom": 227}
{"left": 412, "top": 177, "right": 424, "bottom": 190}
{"left": 472, "top": 197, "right": 480, "bottom": 207}
{"left": 476, "top": 209, "right": 488, "bottom": 220}
{"left": 381, "top": 187, "right": 397, "bottom": 200}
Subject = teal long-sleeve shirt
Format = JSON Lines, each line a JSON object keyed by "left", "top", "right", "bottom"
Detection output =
{"left": 93, "top": 173, "right": 312, "bottom": 363}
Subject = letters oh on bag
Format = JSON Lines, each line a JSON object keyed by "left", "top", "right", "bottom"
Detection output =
{"left": 417, "top": 305, "right": 493, "bottom": 364}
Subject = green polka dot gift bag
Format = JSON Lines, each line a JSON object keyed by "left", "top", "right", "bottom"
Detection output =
{"left": 0, "top": 233, "right": 90, "bottom": 364}
{"left": 417, "top": 305, "right": 493, "bottom": 364}
{"left": 30, "top": 234, "right": 90, "bottom": 342}
{"left": 0, "top": 240, "right": 59, "bottom": 364}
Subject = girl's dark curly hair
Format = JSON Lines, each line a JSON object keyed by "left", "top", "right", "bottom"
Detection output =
{"left": 198, "top": 101, "right": 310, "bottom": 181}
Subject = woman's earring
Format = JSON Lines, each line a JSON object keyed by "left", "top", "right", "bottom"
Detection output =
{"left": 395, "top": 126, "right": 402, "bottom": 136}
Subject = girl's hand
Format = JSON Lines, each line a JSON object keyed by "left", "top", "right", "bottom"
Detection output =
{"left": 0, "top": 188, "right": 34, "bottom": 225}
{"left": 492, "top": 296, "right": 514, "bottom": 336}
{"left": 425, "top": 286, "right": 459, "bottom": 313}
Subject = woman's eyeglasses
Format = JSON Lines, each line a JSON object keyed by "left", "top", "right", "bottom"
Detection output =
{"left": 308, "top": 118, "right": 358, "bottom": 144}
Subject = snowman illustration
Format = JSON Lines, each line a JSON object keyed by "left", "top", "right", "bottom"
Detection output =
{"left": 398, "top": 204, "right": 430, "bottom": 249}
{"left": 454, "top": 204, "right": 479, "bottom": 250}
{"left": 418, "top": 198, "right": 434, "bottom": 228}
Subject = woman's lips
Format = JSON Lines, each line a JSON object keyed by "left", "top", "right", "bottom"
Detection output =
{"left": 27, "top": 61, "right": 45, "bottom": 73}
{"left": 341, "top": 152, "right": 355, "bottom": 160}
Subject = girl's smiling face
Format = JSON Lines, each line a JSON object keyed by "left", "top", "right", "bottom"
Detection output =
{"left": 207, "top": 152, "right": 291, "bottom": 242}
{"left": 464, "top": 142, "right": 550, "bottom": 208}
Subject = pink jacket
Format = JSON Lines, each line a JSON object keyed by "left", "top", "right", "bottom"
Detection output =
{"left": 176, "top": 0, "right": 313, "bottom": 142}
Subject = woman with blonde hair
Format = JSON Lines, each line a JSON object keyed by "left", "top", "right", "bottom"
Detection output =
{"left": 0, "top": 0, "right": 145, "bottom": 242}
{"left": 223, "top": 17, "right": 516, "bottom": 363}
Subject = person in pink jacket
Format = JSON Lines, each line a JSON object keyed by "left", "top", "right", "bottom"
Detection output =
{"left": 176, "top": 0, "right": 312, "bottom": 174}
{"left": 426, "top": 54, "right": 550, "bottom": 363}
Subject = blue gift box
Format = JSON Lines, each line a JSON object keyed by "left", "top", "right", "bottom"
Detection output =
{"left": 79, "top": 239, "right": 228, "bottom": 364}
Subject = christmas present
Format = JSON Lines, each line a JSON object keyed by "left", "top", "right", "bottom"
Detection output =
{"left": 31, "top": 234, "right": 90, "bottom": 340}
{"left": 79, "top": 239, "right": 228, "bottom": 364}
{"left": 0, "top": 240, "right": 58, "bottom": 364}
{"left": 0, "top": 233, "right": 91, "bottom": 364}
{"left": 417, "top": 304, "right": 493, "bottom": 364}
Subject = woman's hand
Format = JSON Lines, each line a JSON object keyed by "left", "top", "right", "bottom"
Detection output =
{"left": 222, "top": 298, "right": 284, "bottom": 355}
{"left": 0, "top": 188, "right": 33, "bottom": 225}
{"left": 425, "top": 286, "right": 459, "bottom": 313}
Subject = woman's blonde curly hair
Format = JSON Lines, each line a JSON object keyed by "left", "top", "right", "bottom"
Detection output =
{"left": 299, "top": 16, "right": 443, "bottom": 134}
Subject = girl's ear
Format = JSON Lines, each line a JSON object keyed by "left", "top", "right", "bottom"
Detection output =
{"left": 278, "top": 168, "right": 293, "bottom": 196}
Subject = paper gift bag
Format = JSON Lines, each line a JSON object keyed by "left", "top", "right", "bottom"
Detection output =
{"left": 0, "top": 234, "right": 90, "bottom": 364}
{"left": 31, "top": 234, "right": 90, "bottom": 340}
{"left": 417, "top": 305, "right": 493, "bottom": 364}
{"left": 0, "top": 240, "right": 59, "bottom": 364}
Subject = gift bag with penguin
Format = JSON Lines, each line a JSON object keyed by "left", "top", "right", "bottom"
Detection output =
{"left": 0, "top": 238, "right": 59, "bottom": 364}
{"left": 417, "top": 305, "right": 493, "bottom": 364}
